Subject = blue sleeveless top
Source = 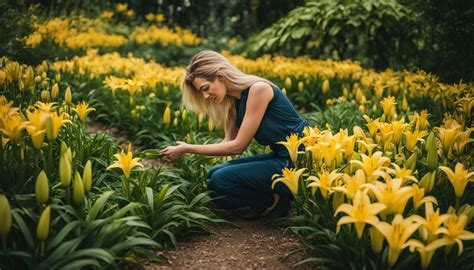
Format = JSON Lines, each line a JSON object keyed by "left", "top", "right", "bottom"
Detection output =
{"left": 235, "top": 85, "right": 310, "bottom": 158}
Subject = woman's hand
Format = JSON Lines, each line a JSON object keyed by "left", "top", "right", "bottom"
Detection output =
{"left": 160, "top": 141, "right": 189, "bottom": 163}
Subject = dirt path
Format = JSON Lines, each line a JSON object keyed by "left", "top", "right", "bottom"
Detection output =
{"left": 143, "top": 215, "right": 316, "bottom": 270}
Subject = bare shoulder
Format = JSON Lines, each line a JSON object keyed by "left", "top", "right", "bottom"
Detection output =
{"left": 248, "top": 81, "right": 274, "bottom": 102}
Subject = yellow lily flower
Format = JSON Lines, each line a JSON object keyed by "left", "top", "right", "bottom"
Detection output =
{"left": 302, "top": 126, "right": 320, "bottom": 146}
{"left": 452, "top": 127, "right": 474, "bottom": 156}
{"left": 72, "top": 101, "right": 95, "bottom": 124}
{"left": 437, "top": 213, "right": 474, "bottom": 255}
{"left": 350, "top": 151, "right": 390, "bottom": 183}
{"left": 107, "top": 143, "right": 143, "bottom": 178}
{"left": 0, "top": 114, "right": 27, "bottom": 144}
{"left": 46, "top": 112, "right": 72, "bottom": 141}
{"left": 277, "top": 133, "right": 303, "bottom": 165}
{"left": 34, "top": 101, "right": 56, "bottom": 112}
{"left": 418, "top": 201, "right": 448, "bottom": 242}
{"left": 25, "top": 109, "right": 49, "bottom": 149}
{"left": 271, "top": 167, "right": 306, "bottom": 196}
{"left": 363, "top": 115, "right": 380, "bottom": 139}
{"left": 386, "top": 163, "right": 418, "bottom": 185}
{"left": 372, "top": 214, "right": 423, "bottom": 266}
{"left": 380, "top": 96, "right": 397, "bottom": 120}
{"left": 435, "top": 122, "right": 462, "bottom": 158}
{"left": 319, "top": 139, "right": 343, "bottom": 170}
{"left": 332, "top": 169, "right": 366, "bottom": 200}
{"left": 411, "top": 185, "right": 437, "bottom": 211}
{"left": 391, "top": 118, "right": 410, "bottom": 146}
{"left": 334, "top": 189, "right": 386, "bottom": 239}
{"left": 406, "top": 238, "right": 452, "bottom": 269}
{"left": 363, "top": 177, "right": 413, "bottom": 217}
{"left": 403, "top": 129, "right": 428, "bottom": 152}
{"left": 439, "top": 163, "right": 474, "bottom": 199}
{"left": 307, "top": 169, "right": 343, "bottom": 199}
{"left": 409, "top": 110, "right": 429, "bottom": 131}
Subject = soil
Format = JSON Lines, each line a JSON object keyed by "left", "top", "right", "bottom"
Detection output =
{"left": 142, "top": 214, "right": 317, "bottom": 270}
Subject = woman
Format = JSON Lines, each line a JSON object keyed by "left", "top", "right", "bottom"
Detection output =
{"left": 160, "top": 50, "right": 309, "bottom": 220}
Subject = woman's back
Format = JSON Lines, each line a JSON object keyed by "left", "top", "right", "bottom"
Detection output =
{"left": 235, "top": 85, "right": 309, "bottom": 158}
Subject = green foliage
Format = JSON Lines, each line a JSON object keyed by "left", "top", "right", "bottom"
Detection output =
{"left": 245, "top": 0, "right": 417, "bottom": 69}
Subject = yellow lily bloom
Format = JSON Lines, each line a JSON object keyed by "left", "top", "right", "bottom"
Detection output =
{"left": 363, "top": 115, "right": 380, "bottom": 139}
{"left": 387, "top": 163, "right": 418, "bottom": 185}
{"left": 0, "top": 114, "right": 27, "bottom": 144}
{"left": 439, "top": 163, "right": 474, "bottom": 199}
{"left": 372, "top": 214, "right": 423, "bottom": 266}
{"left": 34, "top": 101, "right": 56, "bottom": 112}
{"left": 363, "top": 177, "right": 413, "bottom": 217}
{"left": 391, "top": 118, "right": 410, "bottom": 146}
{"left": 107, "top": 143, "right": 144, "bottom": 178}
{"left": 277, "top": 133, "right": 303, "bottom": 165}
{"left": 350, "top": 151, "right": 390, "bottom": 183}
{"left": 271, "top": 167, "right": 306, "bottom": 196}
{"left": 403, "top": 129, "right": 428, "bottom": 152}
{"left": 302, "top": 126, "right": 320, "bottom": 146}
{"left": 435, "top": 122, "right": 462, "bottom": 158}
{"left": 437, "top": 213, "right": 474, "bottom": 255}
{"left": 418, "top": 201, "right": 448, "bottom": 242}
{"left": 72, "top": 101, "right": 95, "bottom": 124}
{"left": 452, "top": 127, "right": 474, "bottom": 156}
{"left": 25, "top": 109, "right": 49, "bottom": 149}
{"left": 380, "top": 96, "right": 397, "bottom": 120}
{"left": 411, "top": 185, "right": 437, "bottom": 211}
{"left": 46, "top": 112, "right": 72, "bottom": 141}
{"left": 334, "top": 189, "right": 386, "bottom": 239}
{"left": 307, "top": 169, "right": 343, "bottom": 199}
{"left": 406, "top": 238, "right": 452, "bottom": 269}
{"left": 409, "top": 110, "right": 429, "bottom": 131}
{"left": 332, "top": 169, "right": 366, "bottom": 200}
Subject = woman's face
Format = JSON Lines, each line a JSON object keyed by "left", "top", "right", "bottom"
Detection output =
{"left": 192, "top": 76, "right": 227, "bottom": 104}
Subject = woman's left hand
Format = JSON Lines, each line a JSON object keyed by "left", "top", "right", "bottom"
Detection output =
{"left": 159, "top": 141, "right": 189, "bottom": 163}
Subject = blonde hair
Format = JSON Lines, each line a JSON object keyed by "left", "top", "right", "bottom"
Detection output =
{"left": 181, "top": 50, "right": 274, "bottom": 129}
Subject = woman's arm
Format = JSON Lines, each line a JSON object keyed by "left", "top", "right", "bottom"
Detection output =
{"left": 160, "top": 82, "right": 274, "bottom": 161}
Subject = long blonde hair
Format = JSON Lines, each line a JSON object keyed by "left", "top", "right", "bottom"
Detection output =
{"left": 181, "top": 50, "right": 274, "bottom": 129}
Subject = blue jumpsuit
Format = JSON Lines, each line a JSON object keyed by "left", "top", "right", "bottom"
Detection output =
{"left": 207, "top": 85, "right": 309, "bottom": 209}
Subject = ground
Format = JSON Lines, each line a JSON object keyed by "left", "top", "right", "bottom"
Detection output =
{"left": 143, "top": 217, "right": 315, "bottom": 269}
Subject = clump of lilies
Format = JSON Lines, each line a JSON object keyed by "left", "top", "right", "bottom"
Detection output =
{"left": 272, "top": 107, "right": 474, "bottom": 268}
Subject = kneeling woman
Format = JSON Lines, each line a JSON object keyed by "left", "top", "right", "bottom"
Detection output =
{"left": 160, "top": 50, "right": 309, "bottom": 219}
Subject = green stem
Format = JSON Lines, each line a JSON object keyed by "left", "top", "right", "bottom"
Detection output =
{"left": 40, "top": 241, "right": 44, "bottom": 257}
{"left": 455, "top": 198, "right": 460, "bottom": 210}
{"left": 2, "top": 236, "right": 6, "bottom": 250}
{"left": 48, "top": 142, "right": 53, "bottom": 175}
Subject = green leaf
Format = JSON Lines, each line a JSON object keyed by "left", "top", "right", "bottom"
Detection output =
{"left": 87, "top": 191, "right": 114, "bottom": 222}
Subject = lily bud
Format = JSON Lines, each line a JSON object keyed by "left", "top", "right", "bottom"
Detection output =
{"left": 322, "top": 79, "right": 330, "bottom": 95}
{"left": 370, "top": 227, "right": 384, "bottom": 254}
{"left": 406, "top": 151, "right": 417, "bottom": 171}
{"left": 419, "top": 171, "right": 436, "bottom": 193}
{"left": 282, "top": 88, "right": 287, "bottom": 96}
{"left": 402, "top": 95, "right": 409, "bottom": 112}
{"left": 59, "top": 155, "right": 71, "bottom": 187}
{"left": 51, "top": 83, "right": 59, "bottom": 99}
{"left": 34, "top": 75, "right": 42, "bottom": 84}
{"left": 55, "top": 73, "right": 61, "bottom": 82}
{"left": 197, "top": 112, "right": 204, "bottom": 128}
{"left": 208, "top": 120, "right": 215, "bottom": 132}
{"left": 297, "top": 81, "right": 304, "bottom": 93}
{"left": 181, "top": 109, "right": 187, "bottom": 122}
{"left": 35, "top": 170, "right": 49, "bottom": 204}
{"left": 163, "top": 105, "right": 171, "bottom": 126}
{"left": 65, "top": 147, "right": 72, "bottom": 163}
{"left": 285, "top": 77, "right": 292, "bottom": 89}
{"left": 40, "top": 90, "right": 50, "bottom": 102}
{"left": 0, "top": 195, "right": 12, "bottom": 236}
{"left": 65, "top": 86, "right": 72, "bottom": 105}
{"left": 426, "top": 132, "right": 438, "bottom": 171}
{"left": 173, "top": 117, "right": 178, "bottom": 128}
{"left": 36, "top": 205, "right": 51, "bottom": 241}
{"left": 82, "top": 160, "right": 92, "bottom": 193}
{"left": 73, "top": 172, "right": 84, "bottom": 205}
